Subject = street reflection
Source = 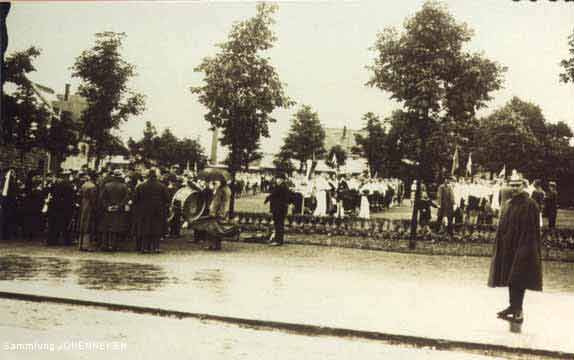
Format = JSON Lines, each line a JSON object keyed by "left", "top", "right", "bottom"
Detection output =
{"left": 76, "top": 259, "right": 176, "bottom": 291}
{"left": 0, "top": 255, "right": 72, "bottom": 281}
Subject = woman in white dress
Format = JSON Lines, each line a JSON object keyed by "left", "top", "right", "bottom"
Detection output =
{"left": 313, "top": 175, "right": 328, "bottom": 217}
{"left": 358, "top": 181, "right": 371, "bottom": 219}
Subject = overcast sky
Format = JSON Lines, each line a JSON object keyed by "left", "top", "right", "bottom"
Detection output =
{"left": 7, "top": 0, "right": 574, "bottom": 155}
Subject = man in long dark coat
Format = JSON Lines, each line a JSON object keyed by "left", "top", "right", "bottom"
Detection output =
{"left": 436, "top": 177, "right": 455, "bottom": 234}
{"left": 265, "top": 173, "right": 291, "bottom": 246}
{"left": 206, "top": 178, "right": 232, "bottom": 251}
{"left": 97, "top": 169, "right": 129, "bottom": 251}
{"left": 545, "top": 182, "right": 558, "bottom": 229}
{"left": 488, "top": 175, "right": 542, "bottom": 323}
{"left": 46, "top": 171, "right": 75, "bottom": 246}
{"left": 78, "top": 172, "right": 98, "bottom": 251}
{"left": 133, "top": 168, "right": 169, "bottom": 253}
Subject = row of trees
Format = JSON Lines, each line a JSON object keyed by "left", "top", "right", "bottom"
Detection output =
{"left": 189, "top": 0, "right": 574, "bottom": 245}
{"left": 1, "top": 31, "right": 145, "bottom": 169}
{"left": 127, "top": 121, "right": 207, "bottom": 170}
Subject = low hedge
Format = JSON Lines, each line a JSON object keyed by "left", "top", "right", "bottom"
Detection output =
{"left": 230, "top": 212, "right": 574, "bottom": 250}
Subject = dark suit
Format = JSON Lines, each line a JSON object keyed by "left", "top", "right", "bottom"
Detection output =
{"left": 133, "top": 178, "right": 169, "bottom": 252}
{"left": 436, "top": 182, "right": 455, "bottom": 234}
{"left": 47, "top": 178, "right": 75, "bottom": 245}
{"left": 265, "top": 182, "right": 291, "bottom": 244}
{"left": 97, "top": 177, "right": 129, "bottom": 250}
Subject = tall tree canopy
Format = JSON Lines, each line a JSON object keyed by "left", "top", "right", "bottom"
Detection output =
{"left": 279, "top": 104, "right": 325, "bottom": 171}
{"left": 72, "top": 31, "right": 145, "bottom": 166}
{"left": 191, "top": 3, "right": 292, "bottom": 213}
{"left": 191, "top": 3, "right": 293, "bottom": 172}
{"left": 128, "top": 122, "right": 207, "bottom": 169}
{"left": 367, "top": 0, "right": 506, "bottom": 245}
{"left": 475, "top": 97, "right": 574, "bottom": 182}
{"left": 2, "top": 47, "right": 80, "bottom": 163}
{"left": 367, "top": 0, "right": 506, "bottom": 179}
{"left": 353, "top": 112, "right": 387, "bottom": 176}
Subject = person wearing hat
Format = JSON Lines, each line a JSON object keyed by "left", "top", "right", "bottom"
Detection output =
{"left": 265, "top": 172, "right": 291, "bottom": 246}
{"left": 46, "top": 170, "right": 76, "bottom": 246}
{"left": 97, "top": 168, "right": 130, "bottom": 251}
{"left": 205, "top": 176, "right": 232, "bottom": 250}
{"left": 132, "top": 168, "right": 170, "bottom": 253}
{"left": 488, "top": 173, "right": 543, "bottom": 324}
{"left": 78, "top": 171, "right": 98, "bottom": 251}
{"left": 544, "top": 182, "right": 558, "bottom": 230}
{"left": 436, "top": 177, "right": 455, "bottom": 234}
{"left": 531, "top": 180, "right": 545, "bottom": 227}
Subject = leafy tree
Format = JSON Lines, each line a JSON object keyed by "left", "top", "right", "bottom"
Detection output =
{"left": 2, "top": 47, "right": 48, "bottom": 149}
{"left": 43, "top": 110, "right": 81, "bottom": 165}
{"left": 473, "top": 97, "right": 574, "bottom": 186}
{"left": 128, "top": 121, "right": 158, "bottom": 165}
{"left": 367, "top": 0, "right": 506, "bottom": 247}
{"left": 191, "top": 3, "right": 293, "bottom": 213}
{"left": 129, "top": 123, "right": 207, "bottom": 169}
{"left": 477, "top": 97, "right": 548, "bottom": 179}
{"left": 2, "top": 47, "right": 80, "bottom": 167}
{"left": 560, "top": 27, "right": 574, "bottom": 84}
{"left": 71, "top": 32, "right": 145, "bottom": 167}
{"left": 280, "top": 104, "right": 325, "bottom": 171}
{"left": 353, "top": 112, "right": 387, "bottom": 176}
{"left": 272, "top": 151, "right": 295, "bottom": 175}
{"left": 326, "top": 145, "right": 347, "bottom": 170}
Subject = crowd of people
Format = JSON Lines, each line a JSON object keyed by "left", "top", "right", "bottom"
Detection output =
{"left": 0, "top": 164, "right": 562, "bottom": 256}
{"left": 289, "top": 172, "right": 405, "bottom": 219}
{"left": 418, "top": 175, "right": 559, "bottom": 235}
{"left": 0, "top": 165, "right": 238, "bottom": 252}
{"left": 233, "top": 172, "right": 272, "bottom": 197}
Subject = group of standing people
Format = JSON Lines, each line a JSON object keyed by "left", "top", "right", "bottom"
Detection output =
{"left": 0, "top": 165, "right": 235, "bottom": 253}
{"left": 43, "top": 167, "right": 170, "bottom": 253}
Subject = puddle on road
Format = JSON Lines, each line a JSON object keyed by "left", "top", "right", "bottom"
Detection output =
{"left": 0, "top": 255, "right": 72, "bottom": 281}
{"left": 76, "top": 260, "right": 178, "bottom": 291}
{"left": 0, "top": 255, "right": 177, "bottom": 291}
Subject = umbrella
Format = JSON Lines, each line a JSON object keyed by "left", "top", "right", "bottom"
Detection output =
{"left": 197, "top": 168, "right": 230, "bottom": 183}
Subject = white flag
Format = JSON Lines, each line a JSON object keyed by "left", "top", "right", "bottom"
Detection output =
{"left": 498, "top": 165, "right": 506, "bottom": 178}
{"left": 2, "top": 170, "right": 13, "bottom": 197}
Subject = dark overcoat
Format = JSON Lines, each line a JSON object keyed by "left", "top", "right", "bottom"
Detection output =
{"left": 132, "top": 178, "right": 169, "bottom": 237}
{"left": 79, "top": 181, "right": 98, "bottom": 234}
{"left": 48, "top": 179, "right": 75, "bottom": 217}
{"left": 265, "top": 182, "right": 291, "bottom": 216}
{"left": 97, "top": 177, "right": 130, "bottom": 233}
{"left": 488, "top": 191, "right": 543, "bottom": 291}
{"left": 210, "top": 185, "right": 231, "bottom": 220}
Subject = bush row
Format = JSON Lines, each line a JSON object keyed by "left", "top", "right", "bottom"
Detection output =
{"left": 231, "top": 212, "right": 574, "bottom": 250}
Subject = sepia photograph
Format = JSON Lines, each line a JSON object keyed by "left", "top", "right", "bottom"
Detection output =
{"left": 1, "top": 0, "right": 574, "bottom": 358}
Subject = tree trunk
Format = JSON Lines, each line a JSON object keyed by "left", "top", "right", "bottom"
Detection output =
{"left": 409, "top": 178, "right": 420, "bottom": 250}
{"left": 229, "top": 169, "right": 236, "bottom": 217}
{"left": 409, "top": 113, "right": 429, "bottom": 250}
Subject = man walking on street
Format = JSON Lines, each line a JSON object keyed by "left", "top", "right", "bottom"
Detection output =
{"left": 488, "top": 173, "right": 542, "bottom": 324}
{"left": 265, "top": 173, "right": 291, "bottom": 246}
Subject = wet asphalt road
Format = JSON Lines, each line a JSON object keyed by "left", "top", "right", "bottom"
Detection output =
{"left": 0, "top": 240, "right": 573, "bottom": 357}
